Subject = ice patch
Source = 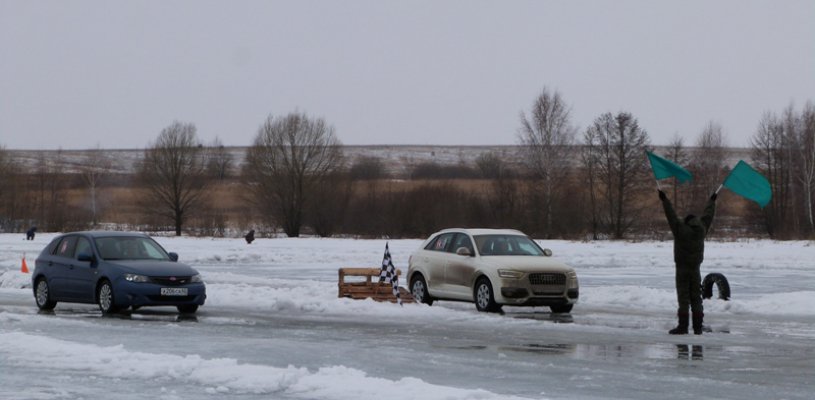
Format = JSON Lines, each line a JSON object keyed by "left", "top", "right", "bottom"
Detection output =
{"left": 0, "top": 332, "right": 539, "bottom": 400}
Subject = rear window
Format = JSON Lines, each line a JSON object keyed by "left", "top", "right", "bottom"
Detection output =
{"left": 424, "top": 233, "right": 456, "bottom": 252}
{"left": 53, "top": 236, "right": 78, "bottom": 258}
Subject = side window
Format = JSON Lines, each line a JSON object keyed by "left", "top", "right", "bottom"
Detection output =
{"left": 74, "top": 237, "right": 92, "bottom": 259}
{"left": 54, "top": 236, "right": 78, "bottom": 258}
{"left": 450, "top": 233, "right": 474, "bottom": 254}
{"left": 424, "top": 233, "right": 455, "bottom": 252}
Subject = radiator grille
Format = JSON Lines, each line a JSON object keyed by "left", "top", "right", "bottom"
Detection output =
{"left": 149, "top": 276, "right": 192, "bottom": 286}
{"left": 528, "top": 273, "right": 566, "bottom": 286}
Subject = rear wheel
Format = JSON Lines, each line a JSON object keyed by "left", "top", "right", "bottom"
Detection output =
{"left": 177, "top": 304, "right": 198, "bottom": 314}
{"left": 97, "top": 280, "right": 119, "bottom": 315}
{"left": 34, "top": 278, "right": 57, "bottom": 310}
{"left": 410, "top": 274, "right": 433, "bottom": 305}
{"left": 474, "top": 277, "right": 501, "bottom": 313}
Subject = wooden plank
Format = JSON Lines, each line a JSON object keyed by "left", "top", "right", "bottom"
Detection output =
{"left": 337, "top": 267, "right": 413, "bottom": 303}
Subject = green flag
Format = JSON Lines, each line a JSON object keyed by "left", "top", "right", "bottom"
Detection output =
{"left": 723, "top": 160, "right": 772, "bottom": 208}
{"left": 646, "top": 151, "right": 692, "bottom": 184}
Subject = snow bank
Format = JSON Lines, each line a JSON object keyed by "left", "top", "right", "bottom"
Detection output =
{"left": 0, "top": 269, "right": 30, "bottom": 289}
{"left": 2, "top": 234, "right": 813, "bottom": 318}
{"left": 0, "top": 332, "right": 539, "bottom": 400}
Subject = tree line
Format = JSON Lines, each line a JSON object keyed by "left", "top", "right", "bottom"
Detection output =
{"left": 1, "top": 91, "right": 812, "bottom": 240}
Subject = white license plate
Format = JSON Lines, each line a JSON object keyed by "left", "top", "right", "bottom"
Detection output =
{"left": 160, "top": 288, "right": 188, "bottom": 296}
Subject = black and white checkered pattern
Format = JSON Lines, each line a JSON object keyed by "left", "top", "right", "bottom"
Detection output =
{"left": 379, "top": 242, "right": 402, "bottom": 305}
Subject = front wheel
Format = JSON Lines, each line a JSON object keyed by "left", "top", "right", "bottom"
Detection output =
{"left": 97, "top": 280, "right": 120, "bottom": 315}
{"left": 474, "top": 277, "right": 501, "bottom": 313}
{"left": 34, "top": 278, "right": 57, "bottom": 310}
{"left": 410, "top": 275, "right": 433, "bottom": 305}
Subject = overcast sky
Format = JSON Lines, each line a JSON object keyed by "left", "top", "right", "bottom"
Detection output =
{"left": 1, "top": 0, "right": 813, "bottom": 150}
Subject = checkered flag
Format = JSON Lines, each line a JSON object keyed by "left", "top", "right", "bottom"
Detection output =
{"left": 379, "top": 242, "right": 402, "bottom": 305}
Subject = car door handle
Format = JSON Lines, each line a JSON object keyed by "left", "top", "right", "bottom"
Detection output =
{"left": 48, "top": 261, "right": 53, "bottom": 267}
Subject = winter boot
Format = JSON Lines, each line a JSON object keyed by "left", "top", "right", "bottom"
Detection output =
{"left": 692, "top": 312, "right": 704, "bottom": 335}
{"left": 669, "top": 312, "right": 689, "bottom": 335}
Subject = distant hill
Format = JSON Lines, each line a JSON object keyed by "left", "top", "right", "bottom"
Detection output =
{"left": 7, "top": 145, "right": 752, "bottom": 177}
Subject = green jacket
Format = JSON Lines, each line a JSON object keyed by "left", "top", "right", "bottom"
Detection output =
{"left": 662, "top": 196, "right": 716, "bottom": 266}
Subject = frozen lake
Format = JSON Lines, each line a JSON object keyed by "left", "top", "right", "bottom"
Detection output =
{"left": 1, "top": 234, "right": 813, "bottom": 399}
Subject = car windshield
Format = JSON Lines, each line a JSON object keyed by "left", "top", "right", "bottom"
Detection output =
{"left": 94, "top": 236, "right": 170, "bottom": 261}
{"left": 474, "top": 235, "right": 546, "bottom": 256}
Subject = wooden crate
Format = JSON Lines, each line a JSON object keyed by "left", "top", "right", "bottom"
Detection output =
{"left": 338, "top": 268, "right": 415, "bottom": 303}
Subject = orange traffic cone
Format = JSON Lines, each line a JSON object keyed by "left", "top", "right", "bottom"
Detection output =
{"left": 21, "top": 256, "right": 29, "bottom": 274}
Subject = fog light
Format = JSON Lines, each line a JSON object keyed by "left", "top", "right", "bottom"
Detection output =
{"left": 501, "top": 288, "right": 529, "bottom": 298}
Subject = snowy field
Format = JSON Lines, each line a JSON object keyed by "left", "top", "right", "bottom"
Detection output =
{"left": 1, "top": 233, "right": 813, "bottom": 400}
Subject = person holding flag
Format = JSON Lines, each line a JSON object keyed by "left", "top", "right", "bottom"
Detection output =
{"left": 647, "top": 151, "right": 716, "bottom": 335}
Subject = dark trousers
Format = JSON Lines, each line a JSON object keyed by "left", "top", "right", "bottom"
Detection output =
{"left": 675, "top": 263, "right": 703, "bottom": 314}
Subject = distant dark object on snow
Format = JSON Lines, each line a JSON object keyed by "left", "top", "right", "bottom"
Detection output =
{"left": 245, "top": 229, "right": 255, "bottom": 244}
{"left": 26, "top": 227, "right": 37, "bottom": 241}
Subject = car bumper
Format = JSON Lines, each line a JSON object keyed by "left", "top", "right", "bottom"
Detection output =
{"left": 113, "top": 280, "right": 207, "bottom": 308}
{"left": 496, "top": 277, "right": 578, "bottom": 306}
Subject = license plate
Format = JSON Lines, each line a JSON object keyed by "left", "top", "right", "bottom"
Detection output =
{"left": 160, "top": 287, "right": 188, "bottom": 296}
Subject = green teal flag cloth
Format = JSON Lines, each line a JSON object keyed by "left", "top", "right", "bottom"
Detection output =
{"left": 723, "top": 160, "right": 772, "bottom": 208}
{"left": 646, "top": 151, "right": 692, "bottom": 184}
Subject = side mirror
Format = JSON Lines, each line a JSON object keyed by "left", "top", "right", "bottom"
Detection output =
{"left": 77, "top": 253, "right": 94, "bottom": 262}
{"left": 456, "top": 247, "right": 472, "bottom": 257}
{"left": 543, "top": 248, "right": 553, "bottom": 257}
{"left": 168, "top": 252, "right": 179, "bottom": 262}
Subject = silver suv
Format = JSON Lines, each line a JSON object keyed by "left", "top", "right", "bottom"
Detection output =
{"left": 407, "top": 228, "right": 579, "bottom": 313}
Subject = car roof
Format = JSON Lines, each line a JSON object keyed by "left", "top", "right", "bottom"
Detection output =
{"left": 431, "top": 228, "right": 527, "bottom": 237}
{"left": 56, "top": 231, "right": 152, "bottom": 239}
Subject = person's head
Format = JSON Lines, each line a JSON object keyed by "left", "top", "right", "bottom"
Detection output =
{"left": 684, "top": 214, "right": 696, "bottom": 224}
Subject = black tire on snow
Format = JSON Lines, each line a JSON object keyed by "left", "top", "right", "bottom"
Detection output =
{"left": 177, "top": 304, "right": 198, "bottom": 314}
{"left": 34, "top": 278, "right": 57, "bottom": 310}
{"left": 410, "top": 274, "right": 434, "bottom": 306}
{"left": 474, "top": 277, "right": 501, "bottom": 313}
{"left": 97, "top": 280, "right": 120, "bottom": 315}
{"left": 550, "top": 304, "right": 573, "bottom": 314}
{"left": 702, "top": 272, "right": 730, "bottom": 301}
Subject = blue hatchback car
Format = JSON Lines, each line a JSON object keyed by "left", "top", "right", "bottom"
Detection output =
{"left": 32, "top": 231, "right": 206, "bottom": 314}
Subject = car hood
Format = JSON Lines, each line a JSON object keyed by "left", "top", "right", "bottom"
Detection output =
{"left": 106, "top": 260, "right": 199, "bottom": 277}
{"left": 478, "top": 256, "right": 574, "bottom": 273}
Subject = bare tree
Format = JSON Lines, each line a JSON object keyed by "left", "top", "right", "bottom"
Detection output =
{"left": 751, "top": 111, "right": 791, "bottom": 237}
{"left": 690, "top": 121, "right": 727, "bottom": 207}
{"left": 206, "top": 137, "right": 233, "bottom": 180}
{"left": 138, "top": 122, "right": 210, "bottom": 236}
{"left": 581, "top": 129, "right": 601, "bottom": 239}
{"left": 666, "top": 134, "right": 691, "bottom": 211}
{"left": 475, "top": 151, "right": 518, "bottom": 226}
{"left": 80, "top": 146, "right": 113, "bottom": 227}
{"left": 584, "top": 112, "right": 651, "bottom": 239}
{"left": 243, "top": 112, "right": 344, "bottom": 237}
{"left": 518, "top": 88, "right": 576, "bottom": 237}
{"left": 798, "top": 102, "right": 815, "bottom": 234}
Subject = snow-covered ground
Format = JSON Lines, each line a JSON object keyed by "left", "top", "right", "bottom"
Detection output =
{"left": 1, "top": 233, "right": 813, "bottom": 399}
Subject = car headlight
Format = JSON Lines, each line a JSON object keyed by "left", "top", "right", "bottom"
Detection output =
{"left": 498, "top": 269, "right": 524, "bottom": 279}
{"left": 190, "top": 274, "right": 203, "bottom": 283}
{"left": 124, "top": 274, "right": 150, "bottom": 283}
{"left": 567, "top": 270, "right": 579, "bottom": 288}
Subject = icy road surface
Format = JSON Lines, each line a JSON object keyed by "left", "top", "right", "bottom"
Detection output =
{"left": 1, "top": 234, "right": 813, "bottom": 399}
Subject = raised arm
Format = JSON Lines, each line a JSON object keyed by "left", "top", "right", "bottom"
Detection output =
{"left": 701, "top": 193, "right": 717, "bottom": 231}
{"left": 659, "top": 190, "right": 679, "bottom": 235}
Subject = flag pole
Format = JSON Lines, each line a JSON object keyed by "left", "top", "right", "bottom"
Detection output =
{"left": 715, "top": 183, "right": 723, "bottom": 194}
